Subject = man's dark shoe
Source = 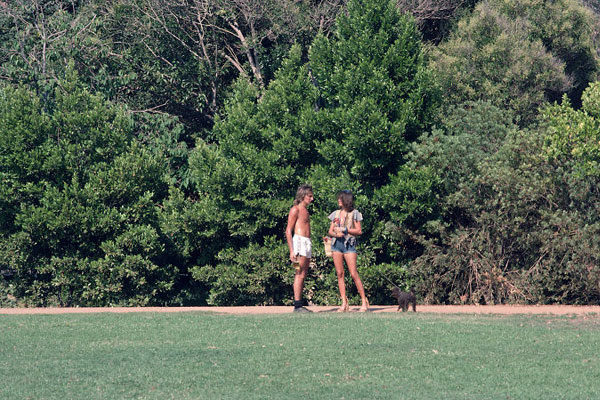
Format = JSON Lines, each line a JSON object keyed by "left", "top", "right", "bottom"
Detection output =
{"left": 293, "top": 306, "right": 312, "bottom": 313}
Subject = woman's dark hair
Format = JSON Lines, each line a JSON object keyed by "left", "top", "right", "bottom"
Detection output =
{"left": 338, "top": 190, "right": 354, "bottom": 211}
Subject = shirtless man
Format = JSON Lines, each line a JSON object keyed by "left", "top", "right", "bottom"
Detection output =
{"left": 285, "top": 184, "right": 314, "bottom": 313}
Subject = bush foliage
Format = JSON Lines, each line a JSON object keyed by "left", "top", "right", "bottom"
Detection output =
{"left": 0, "top": 71, "right": 184, "bottom": 306}
{"left": 185, "top": 0, "right": 439, "bottom": 305}
{"left": 2, "top": 0, "right": 600, "bottom": 306}
{"left": 430, "top": 0, "right": 598, "bottom": 125}
{"left": 408, "top": 86, "right": 600, "bottom": 305}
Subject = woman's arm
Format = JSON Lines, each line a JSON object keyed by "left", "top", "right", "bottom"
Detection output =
{"left": 348, "top": 220, "right": 362, "bottom": 236}
{"left": 328, "top": 221, "right": 344, "bottom": 238}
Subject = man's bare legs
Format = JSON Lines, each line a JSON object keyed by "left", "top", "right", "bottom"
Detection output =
{"left": 293, "top": 255, "right": 310, "bottom": 303}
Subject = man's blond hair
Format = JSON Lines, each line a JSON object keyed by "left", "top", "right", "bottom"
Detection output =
{"left": 293, "top": 184, "right": 313, "bottom": 205}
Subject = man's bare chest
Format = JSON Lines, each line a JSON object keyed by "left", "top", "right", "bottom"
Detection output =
{"left": 296, "top": 207, "right": 310, "bottom": 224}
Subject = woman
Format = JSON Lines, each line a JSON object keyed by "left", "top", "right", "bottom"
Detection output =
{"left": 327, "top": 190, "right": 369, "bottom": 312}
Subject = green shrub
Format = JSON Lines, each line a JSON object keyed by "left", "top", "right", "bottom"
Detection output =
{"left": 409, "top": 83, "right": 600, "bottom": 304}
{"left": 185, "top": 0, "right": 440, "bottom": 305}
{"left": 0, "top": 71, "right": 185, "bottom": 306}
{"left": 431, "top": 0, "right": 599, "bottom": 126}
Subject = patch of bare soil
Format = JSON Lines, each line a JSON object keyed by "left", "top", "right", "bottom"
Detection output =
{"left": 1, "top": 304, "right": 600, "bottom": 315}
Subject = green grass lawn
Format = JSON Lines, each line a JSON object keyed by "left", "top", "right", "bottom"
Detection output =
{"left": 1, "top": 311, "right": 599, "bottom": 399}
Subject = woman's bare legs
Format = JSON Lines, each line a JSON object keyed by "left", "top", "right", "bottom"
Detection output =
{"left": 344, "top": 252, "right": 369, "bottom": 311}
{"left": 332, "top": 251, "right": 348, "bottom": 311}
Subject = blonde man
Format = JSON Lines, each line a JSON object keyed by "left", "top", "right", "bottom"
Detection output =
{"left": 285, "top": 184, "right": 314, "bottom": 313}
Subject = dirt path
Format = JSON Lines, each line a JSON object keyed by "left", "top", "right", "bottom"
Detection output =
{"left": 2, "top": 304, "right": 600, "bottom": 315}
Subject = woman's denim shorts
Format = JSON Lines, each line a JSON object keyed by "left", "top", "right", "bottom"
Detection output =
{"left": 332, "top": 238, "right": 357, "bottom": 254}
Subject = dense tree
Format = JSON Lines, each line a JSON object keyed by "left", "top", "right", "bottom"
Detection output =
{"left": 185, "top": 46, "right": 324, "bottom": 305}
{"left": 309, "top": 0, "right": 439, "bottom": 186}
{"left": 0, "top": 0, "right": 343, "bottom": 136}
{"left": 408, "top": 83, "right": 600, "bottom": 305}
{"left": 87, "top": 0, "right": 342, "bottom": 135}
{"left": 0, "top": 1, "right": 99, "bottom": 88}
{"left": 396, "top": 0, "right": 478, "bottom": 43}
{"left": 0, "top": 69, "right": 188, "bottom": 306}
{"left": 543, "top": 82, "right": 600, "bottom": 177}
{"left": 430, "top": 0, "right": 599, "bottom": 126}
{"left": 181, "top": 0, "right": 440, "bottom": 305}
{"left": 3, "top": 0, "right": 600, "bottom": 307}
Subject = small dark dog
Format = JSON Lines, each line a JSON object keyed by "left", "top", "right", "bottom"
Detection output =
{"left": 391, "top": 287, "right": 417, "bottom": 312}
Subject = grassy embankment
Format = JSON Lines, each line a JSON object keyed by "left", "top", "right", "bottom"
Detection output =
{"left": 1, "top": 311, "right": 599, "bottom": 399}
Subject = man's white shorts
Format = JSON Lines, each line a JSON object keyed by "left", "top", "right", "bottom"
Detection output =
{"left": 293, "top": 235, "right": 312, "bottom": 258}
